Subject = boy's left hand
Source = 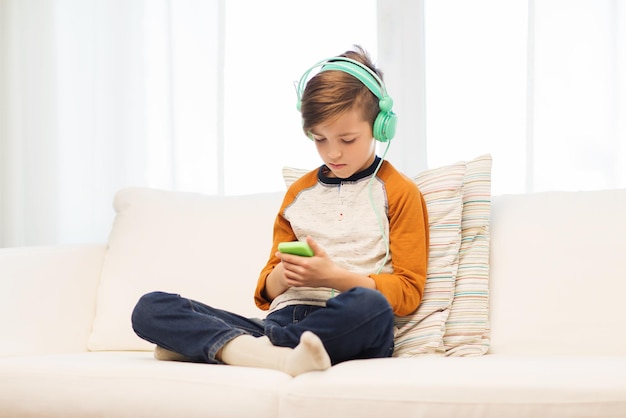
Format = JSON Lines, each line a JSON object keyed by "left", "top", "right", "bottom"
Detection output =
{"left": 276, "top": 236, "right": 340, "bottom": 289}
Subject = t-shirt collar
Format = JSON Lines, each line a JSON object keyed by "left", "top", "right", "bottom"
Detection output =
{"left": 318, "top": 156, "right": 381, "bottom": 185}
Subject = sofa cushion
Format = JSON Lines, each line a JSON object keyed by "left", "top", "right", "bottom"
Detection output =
{"left": 443, "top": 154, "right": 493, "bottom": 356}
{"left": 0, "top": 352, "right": 290, "bottom": 417}
{"left": 0, "top": 245, "right": 105, "bottom": 357}
{"left": 280, "top": 355, "right": 626, "bottom": 418}
{"left": 88, "top": 189, "right": 283, "bottom": 351}
{"left": 283, "top": 161, "right": 466, "bottom": 356}
{"left": 489, "top": 189, "right": 626, "bottom": 356}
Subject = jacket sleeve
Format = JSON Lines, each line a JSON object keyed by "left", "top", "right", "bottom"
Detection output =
{"left": 369, "top": 171, "right": 429, "bottom": 316}
{"left": 253, "top": 204, "right": 297, "bottom": 311}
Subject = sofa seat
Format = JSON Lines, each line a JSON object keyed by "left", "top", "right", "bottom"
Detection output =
{"left": 281, "top": 355, "right": 626, "bottom": 418}
{"left": 2, "top": 352, "right": 625, "bottom": 418}
{"left": 0, "top": 352, "right": 291, "bottom": 418}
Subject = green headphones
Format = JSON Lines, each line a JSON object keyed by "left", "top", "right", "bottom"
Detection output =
{"left": 295, "top": 56, "right": 397, "bottom": 143}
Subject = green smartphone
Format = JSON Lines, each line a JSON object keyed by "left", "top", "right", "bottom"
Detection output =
{"left": 278, "top": 241, "right": 314, "bottom": 257}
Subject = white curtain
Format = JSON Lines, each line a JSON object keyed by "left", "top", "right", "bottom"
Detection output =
{"left": 0, "top": 0, "right": 377, "bottom": 247}
{"left": 530, "top": 0, "right": 626, "bottom": 192}
{"left": 1, "top": 0, "right": 624, "bottom": 247}
{"left": 0, "top": 0, "right": 214, "bottom": 246}
{"left": 422, "top": 0, "right": 626, "bottom": 194}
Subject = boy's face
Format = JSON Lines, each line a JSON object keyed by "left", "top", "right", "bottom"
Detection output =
{"left": 308, "top": 108, "right": 376, "bottom": 179}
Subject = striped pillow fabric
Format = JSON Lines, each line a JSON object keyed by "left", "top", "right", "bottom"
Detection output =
{"left": 282, "top": 167, "right": 309, "bottom": 188}
{"left": 392, "top": 161, "right": 465, "bottom": 356}
{"left": 283, "top": 161, "right": 466, "bottom": 356}
{"left": 443, "top": 154, "right": 492, "bottom": 356}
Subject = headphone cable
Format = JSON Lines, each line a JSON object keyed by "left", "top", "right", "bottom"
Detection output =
{"left": 368, "top": 140, "right": 392, "bottom": 274}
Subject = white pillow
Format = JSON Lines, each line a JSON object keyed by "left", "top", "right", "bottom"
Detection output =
{"left": 282, "top": 161, "right": 466, "bottom": 356}
{"left": 88, "top": 188, "right": 282, "bottom": 351}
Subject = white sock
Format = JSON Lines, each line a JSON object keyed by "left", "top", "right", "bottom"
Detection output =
{"left": 220, "top": 331, "right": 331, "bottom": 376}
{"left": 153, "top": 346, "right": 192, "bottom": 362}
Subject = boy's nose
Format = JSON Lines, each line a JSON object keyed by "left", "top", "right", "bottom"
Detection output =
{"left": 327, "top": 146, "right": 342, "bottom": 160}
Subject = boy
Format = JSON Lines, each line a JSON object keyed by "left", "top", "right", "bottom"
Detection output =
{"left": 131, "top": 46, "right": 429, "bottom": 376}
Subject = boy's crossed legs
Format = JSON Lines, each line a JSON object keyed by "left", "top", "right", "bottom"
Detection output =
{"left": 133, "top": 287, "right": 393, "bottom": 376}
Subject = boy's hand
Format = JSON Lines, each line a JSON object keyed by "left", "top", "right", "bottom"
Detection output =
{"left": 276, "top": 236, "right": 340, "bottom": 289}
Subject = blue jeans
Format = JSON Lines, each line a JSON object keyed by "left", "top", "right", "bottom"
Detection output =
{"left": 131, "top": 287, "right": 395, "bottom": 365}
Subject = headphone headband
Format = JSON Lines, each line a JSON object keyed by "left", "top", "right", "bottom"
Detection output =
{"left": 295, "top": 56, "right": 397, "bottom": 142}
{"left": 296, "top": 57, "right": 388, "bottom": 102}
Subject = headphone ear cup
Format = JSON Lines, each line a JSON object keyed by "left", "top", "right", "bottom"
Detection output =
{"left": 373, "top": 111, "right": 397, "bottom": 142}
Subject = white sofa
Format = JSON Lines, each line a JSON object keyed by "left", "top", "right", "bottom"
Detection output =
{"left": 1, "top": 156, "right": 626, "bottom": 417}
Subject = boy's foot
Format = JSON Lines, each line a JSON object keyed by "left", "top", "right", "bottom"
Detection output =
{"left": 154, "top": 346, "right": 191, "bottom": 362}
{"left": 282, "top": 331, "right": 332, "bottom": 376}
{"left": 220, "top": 331, "right": 331, "bottom": 376}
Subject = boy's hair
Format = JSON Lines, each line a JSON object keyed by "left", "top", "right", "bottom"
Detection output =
{"left": 300, "top": 45, "right": 383, "bottom": 136}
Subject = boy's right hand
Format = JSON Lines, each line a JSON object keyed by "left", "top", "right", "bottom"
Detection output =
{"left": 263, "top": 261, "right": 291, "bottom": 301}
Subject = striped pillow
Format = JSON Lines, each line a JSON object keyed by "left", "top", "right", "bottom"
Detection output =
{"left": 283, "top": 161, "right": 466, "bottom": 356}
{"left": 443, "top": 154, "right": 492, "bottom": 356}
{"left": 393, "top": 161, "right": 465, "bottom": 356}
{"left": 282, "top": 167, "right": 309, "bottom": 188}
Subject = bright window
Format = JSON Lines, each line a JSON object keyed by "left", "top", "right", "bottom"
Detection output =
{"left": 222, "top": 1, "right": 378, "bottom": 195}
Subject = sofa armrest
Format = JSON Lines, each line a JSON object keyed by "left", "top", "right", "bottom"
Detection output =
{"left": 0, "top": 244, "right": 106, "bottom": 357}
